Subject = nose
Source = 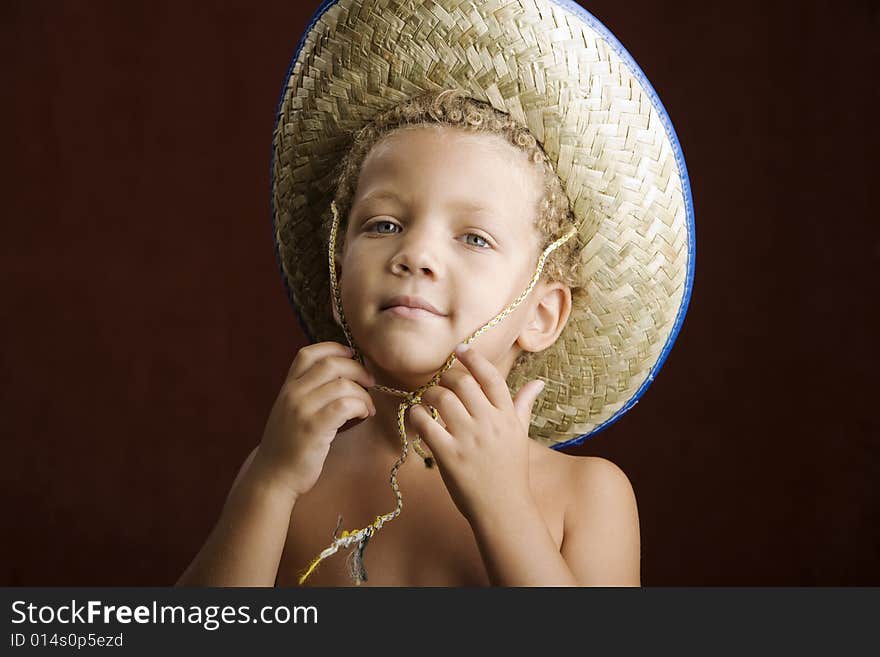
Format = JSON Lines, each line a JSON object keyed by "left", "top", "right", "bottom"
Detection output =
{"left": 389, "top": 224, "right": 443, "bottom": 278}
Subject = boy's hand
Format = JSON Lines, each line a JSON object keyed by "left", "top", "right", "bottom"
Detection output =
{"left": 252, "top": 342, "right": 376, "bottom": 499}
{"left": 409, "top": 343, "right": 545, "bottom": 523}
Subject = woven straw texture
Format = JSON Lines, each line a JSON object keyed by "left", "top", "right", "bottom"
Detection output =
{"left": 271, "top": 0, "right": 692, "bottom": 449}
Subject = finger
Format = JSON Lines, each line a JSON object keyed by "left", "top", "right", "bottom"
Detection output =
{"left": 513, "top": 379, "right": 545, "bottom": 429}
{"left": 453, "top": 343, "right": 511, "bottom": 410}
{"left": 434, "top": 369, "right": 492, "bottom": 419}
{"left": 296, "top": 353, "right": 376, "bottom": 393}
{"left": 409, "top": 404, "right": 455, "bottom": 460}
{"left": 288, "top": 341, "right": 354, "bottom": 380}
{"left": 312, "top": 395, "right": 374, "bottom": 430}
{"left": 418, "top": 383, "right": 472, "bottom": 436}
{"left": 304, "top": 378, "right": 376, "bottom": 418}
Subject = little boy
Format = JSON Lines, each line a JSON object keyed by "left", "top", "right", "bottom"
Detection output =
{"left": 177, "top": 91, "right": 640, "bottom": 586}
{"left": 177, "top": 0, "right": 693, "bottom": 588}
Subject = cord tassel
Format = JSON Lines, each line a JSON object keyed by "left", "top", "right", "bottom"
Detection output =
{"left": 347, "top": 528, "right": 373, "bottom": 585}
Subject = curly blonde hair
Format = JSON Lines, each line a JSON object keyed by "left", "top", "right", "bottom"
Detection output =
{"left": 325, "top": 88, "right": 587, "bottom": 371}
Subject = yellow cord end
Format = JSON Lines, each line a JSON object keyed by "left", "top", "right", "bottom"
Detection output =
{"left": 298, "top": 554, "right": 324, "bottom": 586}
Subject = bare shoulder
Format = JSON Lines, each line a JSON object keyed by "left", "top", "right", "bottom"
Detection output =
{"left": 568, "top": 455, "right": 638, "bottom": 504}
{"left": 543, "top": 450, "right": 642, "bottom": 586}
{"left": 528, "top": 447, "right": 635, "bottom": 511}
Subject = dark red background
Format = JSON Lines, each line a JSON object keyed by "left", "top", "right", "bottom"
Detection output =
{"left": 1, "top": 0, "right": 877, "bottom": 585}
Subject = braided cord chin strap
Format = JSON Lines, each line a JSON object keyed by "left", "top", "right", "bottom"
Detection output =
{"left": 298, "top": 200, "right": 576, "bottom": 585}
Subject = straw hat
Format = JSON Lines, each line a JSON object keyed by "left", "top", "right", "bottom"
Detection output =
{"left": 270, "top": 0, "right": 695, "bottom": 450}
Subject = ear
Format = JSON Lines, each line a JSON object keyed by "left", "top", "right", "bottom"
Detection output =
{"left": 515, "top": 281, "right": 573, "bottom": 354}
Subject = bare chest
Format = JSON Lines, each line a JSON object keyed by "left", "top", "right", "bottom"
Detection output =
{"left": 275, "top": 453, "right": 565, "bottom": 587}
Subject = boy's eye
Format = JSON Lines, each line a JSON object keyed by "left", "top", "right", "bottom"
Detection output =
{"left": 463, "top": 233, "right": 490, "bottom": 248}
{"left": 366, "top": 220, "right": 492, "bottom": 249}
{"left": 370, "top": 220, "right": 399, "bottom": 234}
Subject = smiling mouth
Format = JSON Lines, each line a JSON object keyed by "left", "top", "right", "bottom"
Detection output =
{"left": 382, "top": 305, "right": 445, "bottom": 319}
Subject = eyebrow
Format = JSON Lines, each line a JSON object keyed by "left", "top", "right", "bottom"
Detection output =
{"left": 355, "top": 190, "right": 495, "bottom": 214}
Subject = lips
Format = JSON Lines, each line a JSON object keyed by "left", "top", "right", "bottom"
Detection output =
{"left": 380, "top": 295, "right": 446, "bottom": 316}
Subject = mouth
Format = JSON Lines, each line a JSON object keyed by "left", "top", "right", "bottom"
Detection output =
{"left": 380, "top": 295, "right": 447, "bottom": 318}
{"left": 381, "top": 305, "right": 446, "bottom": 319}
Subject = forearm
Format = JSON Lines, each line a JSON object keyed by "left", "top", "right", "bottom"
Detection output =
{"left": 470, "top": 494, "right": 577, "bottom": 587}
{"left": 175, "top": 460, "right": 297, "bottom": 587}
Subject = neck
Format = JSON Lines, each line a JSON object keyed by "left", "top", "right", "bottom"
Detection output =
{"left": 357, "top": 386, "right": 428, "bottom": 460}
{"left": 353, "top": 346, "right": 521, "bottom": 459}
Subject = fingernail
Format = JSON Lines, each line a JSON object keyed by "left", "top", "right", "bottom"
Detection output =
{"left": 535, "top": 380, "right": 546, "bottom": 392}
{"left": 455, "top": 342, "right": 469, "bottom": 355}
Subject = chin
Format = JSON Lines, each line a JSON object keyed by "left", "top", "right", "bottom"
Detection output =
{"left": 362, "top": 343, "right": 454, "bottom": 386}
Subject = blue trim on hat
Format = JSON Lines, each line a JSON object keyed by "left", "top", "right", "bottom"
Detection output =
{"left": 269, "top": 0, "right": 340, "bottom": 348}
{"left": 268, "top": 0, "right": 696, "bottom": 450}
{"left": 544, "top": 0, "right": 695, "bottom": 450}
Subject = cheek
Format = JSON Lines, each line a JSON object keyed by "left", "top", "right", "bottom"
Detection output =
{"left": 337, "top": 253, "right": 383, "bottom": 322}
{"left": 469, "top": 273, "right": 521, "bottom": 312}
{"left": 338, "top": 246, "right": 372, "bottom": 283}
{"left": 455, "top": 278, "right": 534, "bottom": 340}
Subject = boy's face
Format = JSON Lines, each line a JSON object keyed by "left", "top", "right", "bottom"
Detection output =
{"left": 335, "top": 124, "right": 550, "bottom": 390}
